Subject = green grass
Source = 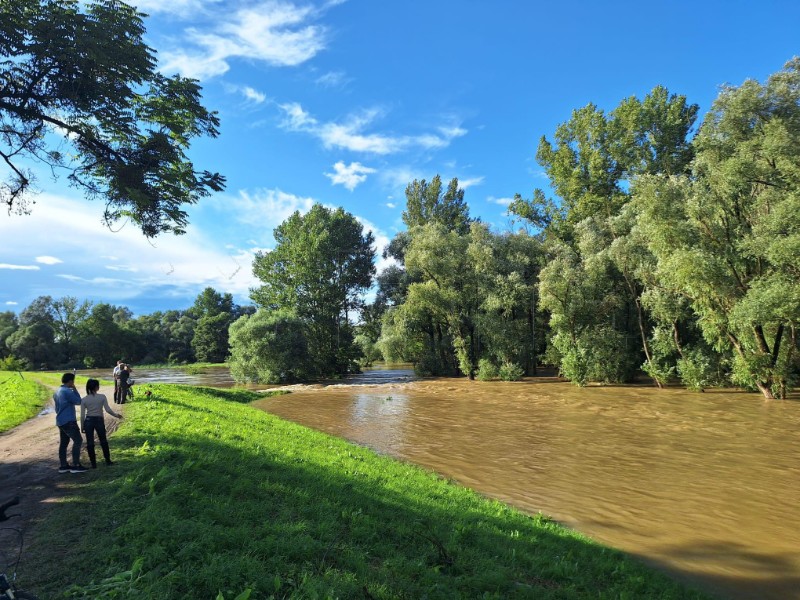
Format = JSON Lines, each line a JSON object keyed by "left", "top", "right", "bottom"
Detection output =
{"left": 0, "top": 371, "right": 51, "bottom": 432}
{"left": 21, "top": 384, "right": 709, "bottom": 599}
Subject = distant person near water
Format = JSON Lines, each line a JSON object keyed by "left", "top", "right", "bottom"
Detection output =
{"left": 112, "top": 359, "right": 123, "bottom": 404}
{"left": 116, "top": 363, "right": 133, "bottom": 404}
{"left": 81, "top": 378, "right": 123, "bottom": 468}
{"left": 54, "top": 373, "right": 88, "bottom": 474}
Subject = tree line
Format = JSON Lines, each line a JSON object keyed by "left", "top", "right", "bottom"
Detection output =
{"left": 0, "top": 288, "right": 252, "bottom": 371}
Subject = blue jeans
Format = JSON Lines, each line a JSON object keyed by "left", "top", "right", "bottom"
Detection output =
{"left": 58, "top": 420, "right": 82, "bottom": 467}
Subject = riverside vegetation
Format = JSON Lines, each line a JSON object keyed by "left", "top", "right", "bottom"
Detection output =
{"left": 5, "top": 380, "right": 707, "bottom": 599}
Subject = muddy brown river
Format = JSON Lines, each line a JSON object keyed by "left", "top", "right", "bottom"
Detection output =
{"left": 254, "top": 374, "right": 800, "bottom": 600}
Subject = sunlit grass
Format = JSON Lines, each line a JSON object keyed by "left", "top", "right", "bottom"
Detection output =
{"left": 0, "top": 371, "right": 51, "bottom": 432}
{"left": 23, "top": 384, "right": 708, "bottom": 599}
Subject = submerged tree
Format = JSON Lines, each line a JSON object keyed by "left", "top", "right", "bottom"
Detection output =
{"left": 0, "top": 0, "right": 224, "bottom": 236}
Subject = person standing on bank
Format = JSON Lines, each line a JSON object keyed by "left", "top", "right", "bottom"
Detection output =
{"left": 54, "top": 372, "right": 88, "bottom": 474}
{"left": 81, "top": 378, "right": 123, "bottom": 468}
{"left": 117, "top": 363, "right": 131, "bottom": 404}
{"left": 112, "top": 360, "right": 123, "bottom": 404}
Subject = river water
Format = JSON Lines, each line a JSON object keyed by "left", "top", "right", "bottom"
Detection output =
{"left": 252, "top": 373, "right": 800, "bottom": 600}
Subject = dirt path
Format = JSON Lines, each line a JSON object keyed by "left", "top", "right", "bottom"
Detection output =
{"left": 0, "top": 383, "right": 124, "bottom": 552}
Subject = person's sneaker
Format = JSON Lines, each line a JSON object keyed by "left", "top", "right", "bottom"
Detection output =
{"left": 70, "top": 464, "right": 89, "bottom": 473}
{"left": 58, "top": 465, "right": 71, "bottom": 474}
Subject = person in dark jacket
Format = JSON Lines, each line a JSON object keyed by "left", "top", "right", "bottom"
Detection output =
{"left": 54, "top": 373, "right": 88, "bottom": 474}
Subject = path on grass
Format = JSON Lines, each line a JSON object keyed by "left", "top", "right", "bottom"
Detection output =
{"left": 0, "top": 382, "right": 124, "bottom": 550}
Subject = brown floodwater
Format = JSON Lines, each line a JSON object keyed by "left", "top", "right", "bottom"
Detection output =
{"left": 254, "top": 375, "right": 800, "bottom": 600}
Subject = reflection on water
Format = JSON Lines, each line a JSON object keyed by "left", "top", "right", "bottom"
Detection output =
{"left": 75, "top": 364, "right": 416, "bottom": 390}
{"left": 255, "top": 377, "right": 800, "bottom": 600}
{"left": 76, "top": 366, "right": 242, "bottom": 387}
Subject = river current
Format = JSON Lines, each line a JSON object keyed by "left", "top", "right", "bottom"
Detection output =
{"left": 253, "top": 371, "right": 800, "bottom": 600}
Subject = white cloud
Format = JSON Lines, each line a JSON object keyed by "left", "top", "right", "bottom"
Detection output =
{"left": 315, "top": 70, "right": 348, "bottom": 88}
{"left": 278, "top": 102, "right": 468, "bottom": 155}
{"left": 386, "top": 202, "right": 396, "bottom": 209}
{"left": 128, "top": 0, "right": 222, "bottom": 17}
{"left": 225, "top": 188, "right": 316, "bottom": 230}
{"left": 380, "top": 166, "right": 425, "bottom": 190}
{"left": 458, "top": 176, "right": 484, "bottom": 189}
{"left": 35, "top": 255, "right": 63, "bottom": 265}
{"left": 5, "top": 301, "right": 18, "bottom": 305}
{"left": 0, "top": 193, "right": 260, "bottom": 304}
{"left": 159, "top": 2, "right": 331, "bottom": 80}
{"left": 0, "top": 264, "right": 40, "bottom": 270}
{"left": 325, "top": 161, "right": 376, "bottom": 191}
{"left": 488, "top": 196, "right": 514, "bottom": 206}
{"left": 226, "top": 84, "right": 268, "bottom": 103}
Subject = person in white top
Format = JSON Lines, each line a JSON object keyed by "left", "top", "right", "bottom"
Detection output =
{"left": 80, "top": 378, "right": 123, "bottom": 468}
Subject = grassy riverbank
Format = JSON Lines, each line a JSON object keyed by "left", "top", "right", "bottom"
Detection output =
{"left": 21, "top": 384, "right": 707, "bottom": 599}
{"left": 0, "top": 371, "right": 51, "bottom": 432}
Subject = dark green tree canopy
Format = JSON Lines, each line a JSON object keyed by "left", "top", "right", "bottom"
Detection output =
{"left": 0, "top": 0, "right": 225, "bottom": 236}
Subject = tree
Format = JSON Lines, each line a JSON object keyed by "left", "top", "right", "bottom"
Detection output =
{"left": 5, "top": 295, "right": 59, "bottom": 368}
{"left": 0, "top": 0, "right": 224, "bottom": 237}
{"left": 77, "top": 303, "right": 130, "bottom": 367}
{"left": 51, "top": 296, "right": 91, "bottom": 364}
{"left": 189, "top": 287, "right": 236, "bottom": 362}
{"left": 251, "top": 204, "right": 376, "bottom": 377}
{"left": 513, "top": 86, "right": 698, "bottom": 386}
{"left": 0, "top": 311, "right": 18, "bottom": 359}
{"left": 228, "top": 309, "right": 311, "bottom": 383}
{"left": 402, "top": 175, "right": 472, "bottom": 234}
{"left": 633, "top": 59, "right": 800, "bottom": 398}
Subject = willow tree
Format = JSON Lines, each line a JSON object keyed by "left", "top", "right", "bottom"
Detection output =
{"left": 514, "top": 86, "right": 698, "bottom": 385}
{"left": 0, "top": 0, "right": 224, "bottom": 236}
{"left": 634, "top": 59, "right": 800, "bottom": 398}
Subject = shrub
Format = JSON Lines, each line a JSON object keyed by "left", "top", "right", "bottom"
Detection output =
{"left": 0, "top": 355, "right": 26, "bottom": 371}
{"left": 498, "top": 362, "right": 525, "bottom": 381}
{"left": 476, "top": 359, "right": 499, "bottom": 381}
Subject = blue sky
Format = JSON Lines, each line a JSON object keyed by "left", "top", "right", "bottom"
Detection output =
{"left": 2, "top": 0, "right": 799, "bottom": 316}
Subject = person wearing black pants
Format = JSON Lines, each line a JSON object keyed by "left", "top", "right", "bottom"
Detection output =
{"left": 80, "top": 378, "right": 123, "bottom": 468}
{"left": 54, "top": 372, "right": 87, "bottom": 474}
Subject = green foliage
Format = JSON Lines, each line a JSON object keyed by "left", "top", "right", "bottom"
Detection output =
{"left": 676, "top": 348, "right": 724, "bottom": 392}
{"left": 0, "top": 354, "right": 25, "bottom": 371}
{"left": 402, "top": 174, "right": 472, "bottom": 234}
{"left": 633, "top": 58, "right": 800, "bottom": 397}
{"left": 191, "top": 312, "right": 231, "bottom": 363}
{"left": 0, "top": 0, "right": 225, "bottom": 236}
{"left": 550, "top": 327, "right": 638, "bottom": 386}
{"left": 498, "top": 362, "right": 525, "bottom": 381}
{"left": 228, "top": 309, "right": 311, "bottom": 383}
{"left": 476, "top": 358, "right": 499, "bottom": 381}
{"left": 27, "top": 384, "right": 707, "bottom": 599}
{"left": 252, "top": 204, "right": 375, "bottom": 378}
{"left": 0, "top": 371, "right": 50, "bottom": 432}
{"left": 354, "top": 332, "right": 383, "bottom": 366}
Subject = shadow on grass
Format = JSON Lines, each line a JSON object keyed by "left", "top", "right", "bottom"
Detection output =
{"left": 20, "top": 386, "right": 715, "bottom": 600}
